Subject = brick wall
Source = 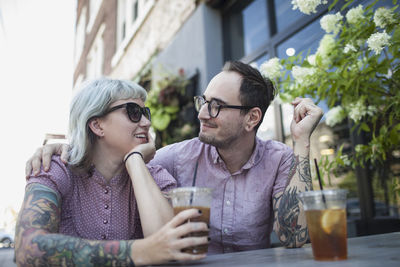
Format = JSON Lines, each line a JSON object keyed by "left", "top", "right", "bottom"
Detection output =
{"left": 73, "top": 0, "right": 117, "bottom": 84}
{"left": 110, "top": 0, "right": 197, "bottom": 79}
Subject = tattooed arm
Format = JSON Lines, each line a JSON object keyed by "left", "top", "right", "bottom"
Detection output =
{"left": 272, "top": 153, "right": 311, "bottom": 248}
{"left": 15, "top": 183, "right": 209, "bottom": 266}
{"left": 15, "top": 183, "right": 136, "bottom": 266}
{"left": 272, "top": 97, "right": 323, "bottom": 248}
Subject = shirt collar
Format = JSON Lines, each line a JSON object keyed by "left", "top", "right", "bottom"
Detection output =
{"left": 209, "top": 137, "right": 263, "bottom": 171}
{"left": 85, "top": 165, "right": 129, "bottom": 185}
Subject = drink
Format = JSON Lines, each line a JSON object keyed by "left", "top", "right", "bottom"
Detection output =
{"left": 173, "top": 206, "right": 210, "bottom": 254}
{"left": 298, "top": 189, "right": 348, "bottom": 261}
{"left": 305, "top": 209, "right": 347, "bottom": 261}
{"left": 168, "top": 187, "right": 212, "bottom": 255}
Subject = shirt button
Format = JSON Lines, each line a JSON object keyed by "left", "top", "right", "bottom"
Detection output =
{"left": 101, "top": 234, "right": 106, "bottom": 239}
{"left": 104, "top": 189, "right": 109, "bottom": 194}
{"left": 103, "top": 219, "right": 108, "bottom": 224}
{"left": 104, "top": 204, "right": 109, "bottom": 209}
{"left": 226, "top": 200, "right": 231, "bottom": 205}
{"left": 223, "top": 228, "right": 229, "bottom": 234}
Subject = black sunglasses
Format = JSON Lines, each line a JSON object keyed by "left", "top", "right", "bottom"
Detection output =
{"left": 103, "top": 102, "right": 151, "bottom": 123}
{"left": 194, "top": 95, "right": 255, "bottom": 118}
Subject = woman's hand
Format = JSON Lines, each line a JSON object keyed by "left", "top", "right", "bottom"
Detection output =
{"left": 131, "top": 208, "right": 209, "bottom": 266}
{"left": 125, "top": 133, "right": 156, "bottom": 164}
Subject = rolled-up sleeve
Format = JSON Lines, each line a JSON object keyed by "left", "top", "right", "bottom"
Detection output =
{"left": 27, "top": 155, "right": 72, "bottom": 197}
{"left": 272, "top": 146, "right": 294, "bottom": 196}
{"left": 148, "top": 165, "right": 177, "bottom": 192}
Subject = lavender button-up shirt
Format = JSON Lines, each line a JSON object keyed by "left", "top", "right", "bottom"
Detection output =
{"left": 27, "top": 155, "right": 177, "bottom": 241}
{"left": 149, "top": 137, "right": 293, "bottom": 254}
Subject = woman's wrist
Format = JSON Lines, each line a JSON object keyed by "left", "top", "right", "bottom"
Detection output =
{"left": 124, "top": 151, "right": 144, "bottom": 163}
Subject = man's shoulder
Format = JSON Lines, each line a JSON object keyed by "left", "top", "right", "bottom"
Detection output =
{"left": 257, "top": 138, "right": 292, "bottom": 154}
{"left": 27, "top": 155, "right": 74, "bottom": 196}
{"left": 158, "top": 137, "right": 204, "bottom": 153}
{"left": 152, "top": 137, "right": 205, "bottom": 166}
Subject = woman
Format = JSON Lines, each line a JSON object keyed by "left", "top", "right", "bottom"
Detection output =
{"left": 15, "top": 78, "right": 208, "bottom": 266}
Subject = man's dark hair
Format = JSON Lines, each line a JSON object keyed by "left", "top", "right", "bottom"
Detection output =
{"left": 222, "top": 60, "right": 276, "bottom": 131}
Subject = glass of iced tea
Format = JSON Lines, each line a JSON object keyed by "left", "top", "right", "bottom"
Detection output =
{"left": 168, "top": 187, "right": 212, "bottom": 254}
{"left": 298, "top": 189, "right": 348, "bottom": 261}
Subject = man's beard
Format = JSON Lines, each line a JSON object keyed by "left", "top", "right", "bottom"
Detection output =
{"left": 198, "top": 131, "right": 239, "bottom": 149}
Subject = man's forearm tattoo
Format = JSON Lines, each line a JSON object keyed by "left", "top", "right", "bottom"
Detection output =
{"left": 15, "top": 183, "right": 135, "bottom": 266}
{"left": 297, "top": 155, "right": 312, "bottom": 190}
{"left": 273, "top": 155, "right": 312, "bottom": 247}
{"left": 285, "top": 155, "right": 312, "bottom": 191}
{"left": 273, "top": 188, "right": 308, "bottom": 247}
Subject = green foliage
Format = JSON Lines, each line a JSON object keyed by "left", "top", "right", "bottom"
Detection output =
{"left": 145, "top": 67, "right": 198, "bottom": 148}
{"left": 146, "top": 68, "right": 188, "bottom": 131}
{"left": 266, "top": 0, "right": 400, "bottom": 194}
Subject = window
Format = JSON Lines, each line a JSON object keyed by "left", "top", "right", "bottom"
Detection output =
{"left": 113, "top": 0, "right": 155, "bottom": 66}
{"left": 249, "top": 53, "right": 277, "bottom": 140}
{"left": 276, "top": 14, "right": 324, "bottom": 59}
{"left": 87, "top": 0, "right": 102, "bottom": 33}
{"left": 224, "top": 0, "right": 270, "bottom": 61}
{"left": 273, "top": 0, "right": 306, "bottom": 32}
{"left": 86, "top": 24, "right": 105, "bottom": 79}
{"left": 276, "top": 19, "right": 326, "bottom": 138}
{"left": 132, "top": 0, "right": 138, "bottom": 23}
{"left": 74, "top": 7, "right": 86, "bottom": 66}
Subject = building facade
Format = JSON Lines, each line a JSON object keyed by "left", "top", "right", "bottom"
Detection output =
{"left": 73, "top": 0, "right": 400, "bottom": 236}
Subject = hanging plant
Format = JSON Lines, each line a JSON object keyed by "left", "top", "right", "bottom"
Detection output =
{"left": 146, "top": 67, "right": 198, "bottom": 148}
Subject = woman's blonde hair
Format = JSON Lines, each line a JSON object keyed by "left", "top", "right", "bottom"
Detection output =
{"left": 68, "top": 77, "right": 147, "bottom": 171}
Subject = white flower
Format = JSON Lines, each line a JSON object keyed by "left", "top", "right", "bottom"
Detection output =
{"left": 317, "top": 34, "right": 336, "bottom": 56}
{"left": 367, "top": 31, "right": 391, "bottom": 55}
{"left": 260, "top": 57, "right": 283, "bottom": 80}
{"left": 344, "top": 43, "right": 357, "bottom": 54}
{"left": 316, "top": 34, "right": 336, "bottom": 66}
{"left": 374, "top": 7, "right": 396, "bottom": 28}
{"left": 346, "top": 5, "right": 365, "bottom": 25}
{"left": 326, "top": 106, "right": 346, "bottom": 127}
{"left": 307, "top": 54, "right": 316, "bottom": 66}
{"left": 386, "top": 69, "right": 392, "bottom": 79}
{"left": 291, "top": 0, "right": 328, "bottom": 15}
{"left": 291, "top": 66, "right": 316, "bottom": 86}
{"left": 348, "top": 101, "right": 364, "bottom": 122}
{"left": 347, "top": 100, "right": 377, "bottom": 123}
{"left": 320, "top": 12, "right": 343, "bottom": 35}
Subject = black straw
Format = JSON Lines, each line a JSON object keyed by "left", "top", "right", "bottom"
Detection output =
{"left": 189, "top": 161, "right": 199, "bottom": 206}
{"left": 192, "top": 161, "right": 199, "bottom": 187}
{"left": 314, "top": 158, "right": 327, "bottom": 206}
{"left": 314, "top": 158, "right": 323, "bottom": 191}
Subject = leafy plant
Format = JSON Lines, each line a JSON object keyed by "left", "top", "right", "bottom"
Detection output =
{"left": 146, "top": 66, "right": 198, "bottom": 148}
{"left": 261, "top": 0, "right": 400, "bottom": 196}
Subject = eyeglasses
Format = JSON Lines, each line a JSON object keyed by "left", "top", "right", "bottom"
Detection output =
{"left": 194, "top": 95, "right": 255, "bottom": 118}
{"left": 103, "top": 102, "right": 151, "bottom": 123}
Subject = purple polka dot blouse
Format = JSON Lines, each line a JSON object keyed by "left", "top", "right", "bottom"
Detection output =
{"left": 27, "top": 155, "right": 177, "bottom": 240}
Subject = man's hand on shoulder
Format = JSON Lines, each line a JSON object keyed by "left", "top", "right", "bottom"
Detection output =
{"left": 25, "top": 143, "right": 70, "bottom": 178}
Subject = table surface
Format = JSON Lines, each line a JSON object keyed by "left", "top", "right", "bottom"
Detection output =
{"left": 160, "top": 232, "right": 400, "bottom": 267}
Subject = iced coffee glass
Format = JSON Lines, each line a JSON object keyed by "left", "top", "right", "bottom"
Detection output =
{"left": 298, "top": 189, "right": 348, "bottom": 261}
{"left": 168, "top": 187, "right": 212, "bottom": 254}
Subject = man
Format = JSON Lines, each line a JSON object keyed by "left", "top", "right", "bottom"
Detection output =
{"left": 26, "top": 61, "right": 323, "bottom": 254}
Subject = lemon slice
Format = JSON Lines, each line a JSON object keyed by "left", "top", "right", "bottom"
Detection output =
{"left": 321, "top": 209, "right": 342, "bottom": 234}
